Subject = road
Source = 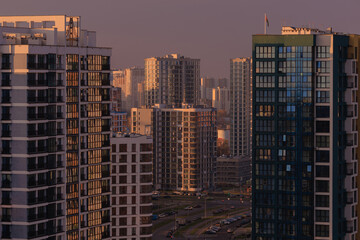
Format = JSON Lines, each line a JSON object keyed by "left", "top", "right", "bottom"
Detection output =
{"left": 153, "top": 195, "right": 250, "bottom": 239}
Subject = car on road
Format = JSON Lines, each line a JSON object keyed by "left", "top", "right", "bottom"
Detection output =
{"left": 159, "top": 213, "right": 168, "bottom": 218}
{"left": 184, "top": 206, "right": 193, "bottom": 210}
{"left": 204, "top": 229, "right": 216, "bottom": 234}
{"left": 211, "top": 226, "right": 221, "bottom": 232}
{"left": 227, "top": 228, "right": 234, "bottom": 233}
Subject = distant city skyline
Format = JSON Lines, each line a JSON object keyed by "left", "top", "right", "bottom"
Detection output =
{"left": 1, "top": 0, "right": 359, "bottom": 77}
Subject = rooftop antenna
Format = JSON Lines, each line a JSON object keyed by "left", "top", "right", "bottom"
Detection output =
{"left": 66, "top": 17, "right": 79, "bottom": 46}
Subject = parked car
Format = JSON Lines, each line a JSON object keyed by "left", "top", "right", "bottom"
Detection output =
{"left": 184, "top": 206, "right": 193, "bottom": 210}
{"left": 193, "top": 204, "right": 201, "bottom": 208}
{"left": 205, "top": 229, "right": 216, "bottom": 234}
{"left": 159, "top": 213, "right": 168, "bottom": 218}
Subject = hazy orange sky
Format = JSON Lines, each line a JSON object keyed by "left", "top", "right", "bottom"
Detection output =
{"left": 1, "top": 0, "right": 358, "bottom": 77}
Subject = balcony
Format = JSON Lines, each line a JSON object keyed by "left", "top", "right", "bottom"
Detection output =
{"left": 2, "top": 62, "right": 11, "bottom": 69}
{"left": 346, "top": 140, "right": 354, "bottom": 146}
{"left": 102, "top": 200, "right": 110, "bottom": 208}
{"left": 347, "top": 111, "right": 354, "bottom": 117}
{"left": 2, "top": 164, "right": 11, "bottom": 171}
{"left": 2, "top": 96, "right": 11, "bottom": 103}
{"left": 80, "top": 127, "right": 87, "bottom": 133}
{"left": 102, "top": 125, "right": 110, "bottom": 132}
{"left": 57, "top": 193, "right": 63, "bottom": 200}
{"left": 347, "top": 226, "right": 354, "bottom": 233}
{"left": 57, "top": 145, "right": 64, "bottom": 151}
{"left": 2, "top": 180, "right": 11, "bottom": 188}
{"left": 102, "top": 64, "right": 110, "bottom": 71}
{"left": 57, "top": 64, "right": 64, "bottom": 70}
{"left": 347, "top": 197, "right": 354, "bottom": 204}
{"left": 56, "top": 80, "right": 63, "bottom": 86}
{"left": 57, "top": 96, "right": 64, "bottom": 102}
{"left": 2, "top": 148, "right": 11, "bottom": 154}
{"left": 57, "top": 112, "right": 63, "bottom": 119}
{"left": 57, "top": 177, "right": 63, "bottom": 184}
{"left": 2, "top": 231, "right": 11, "bottom": 239}
{"left": 102, "top": 216, "right": 110, "bottom": 223}
{"left": 2, "top": 113, "right": 11, "bottom": 120}
{"left": 1, "top": 130, "right": 11, "bottom": 137}
{"left": 57, "top": 161, "right": 63, "bottom": 168}
{"left": 81, "top": 174, "right": 87, "bottom": 181}
{"left": 346, "top": 168, "right": 354, "bottom": 175}
{"left": 2, "top": 198, "right": 11, "bottom": 205}
{"left": 57, "top": 225, "right": 63, "bottom": 233}
{"left": 102, "top": 186, "right": 110, "bottom": 193}
{"left": 1, "top": 79, "right": 10, "bottom": 86}
{"left": 28, "top": 214, "right": 37, "bottom": 222}
{"left": 2, "top": 215, "right": 11, "bottom": 222}
{"left": 57, "top": 209, "right": 63, "bottom": 216}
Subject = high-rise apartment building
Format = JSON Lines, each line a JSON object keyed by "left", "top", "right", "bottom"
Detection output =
{"left": 144, "top": 54, "right": 200, "bottom": 107}
{"left": 252, "top": 26, "right": 358, "bottom": 239}
{"left": 0, "top": 15, "right": 111, "bottom": 240}
{"left": 110, "top": 133, "right": 152, "bottom": 240}
{"left": 132, "top": 104, "right": 217, "bottom": 192}
{"left": 212, "top": 87, "right": 230, "bottom": 112}
{"left": 112, "top": 67, "right": 145, "bottom": 112}
{"left": 230, "top": 57, "right": 252, "bottom": 157}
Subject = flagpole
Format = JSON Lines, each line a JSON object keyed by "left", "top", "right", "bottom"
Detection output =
{"left": 264, "top": 14, "right": 267, "bottom": 34}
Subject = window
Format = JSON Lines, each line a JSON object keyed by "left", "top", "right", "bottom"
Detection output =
{"left": 255, "top": 61, "right": 275, "bottom": 73}
{"left": 255, "top": 76, "right": 275, "bottom": 88}
{"left": 316, "top": 121, "right": 330, "bottom": 133}
{"left": 255, "top": 120, "right": 274, "bottom": 132}
{"left": 316, "top": 106, "right": 330, "bottom": 118}
{"left": 316, "top": 91, "right": 330, "bottom": 103}
{"left": 255, "top": 46, "right": 275, "bottom": 58}
{"left": 255, "top": 90, "right": 275, "bottom": 102}
{"left": 316, "top": 180, "right": 329, "bottom": 192}
{"left": 119, "top": 144, "right": 127, "bottom": 152}
{"left": 315, "top": 225, "right": 329, "bottom": 237}
{"left": 255, "top": 105, "right": 274, "bottom": 117}
{"left": 316, "top": 46, "right": 330, "bottom": 58}
{"left": 316, "top": 136, "right": 330, "bottom": 148}
{"left": 316, "top": 166, "right": 329, "bottom": 178}
{"left": 316, "top": 195, "right": 329, "bottom": 207}
{"left": 316, "top": 61, "right": 330, "bottom": 73}
{"left": 316, "top": 76, "right": 330, "bottom": 88}
{"left": 316, "top": 151, "right": 329, "bottom": 162}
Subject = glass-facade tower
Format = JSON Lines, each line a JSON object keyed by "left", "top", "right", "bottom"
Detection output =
{"left": 252, "top": 27, "right": 358, "bottom": 240}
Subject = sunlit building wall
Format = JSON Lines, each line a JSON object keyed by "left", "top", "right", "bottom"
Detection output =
{"left": 145, "top": 54, "right": 200, "bottom": 108}
{"left": 0, "top": 15, "right": 111, "bottom": 240}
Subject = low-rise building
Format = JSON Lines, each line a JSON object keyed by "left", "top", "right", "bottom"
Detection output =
{"left": 110, "top": 133, "right": 153, "bottom": 240}
{"left": 216, "top": 156, "right": 251, "bottom": 187}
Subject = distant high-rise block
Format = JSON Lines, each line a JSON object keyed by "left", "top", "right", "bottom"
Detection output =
{"left": 110, "top": 134, "right": 153, "bottom": 239}
{"left": 145, "top": 54, "right": 200, "bottom": 107}
{"left": 252, "top": 26, "right": 358, "bottom": 239}
{"left": 0, "top": 15, "right": 111, "bottom": 240}
{"left": 230, "top": 57, "right": 252, "bottom": 157}
{"left": 112, "top": 67, "right": 145, "bottom": 112}
{"left": 132, "top": 104, "right": 217, "bottom": 192}
{"left": 212, "top": 87, "right": 230, "bottom": 112}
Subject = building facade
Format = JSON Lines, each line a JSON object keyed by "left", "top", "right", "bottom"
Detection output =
{"left": 212, "top": 87, "right": 230, "bottom": 112}
{"left": 151, "top": 104, "right": 217, "bottom": 192}
{"left": 112, "top": 67, "right": 145, "bottom": 112}
{"left": 230, "top": 57, "right": 252, "bottom": 157}
{"left": 110, "top": 134, "right": 152, "bottom": 240}
{"left": 252, "top": 26, "right": 358, "bottom": 239}
{"left": 145, "top": 54, "right": 200, "bottom": 108}
{"left": 0, "top": 15, "right": 111, "bottom": 240}
{"left": 216, "top": 156, "right": 251, "bottom": 187}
